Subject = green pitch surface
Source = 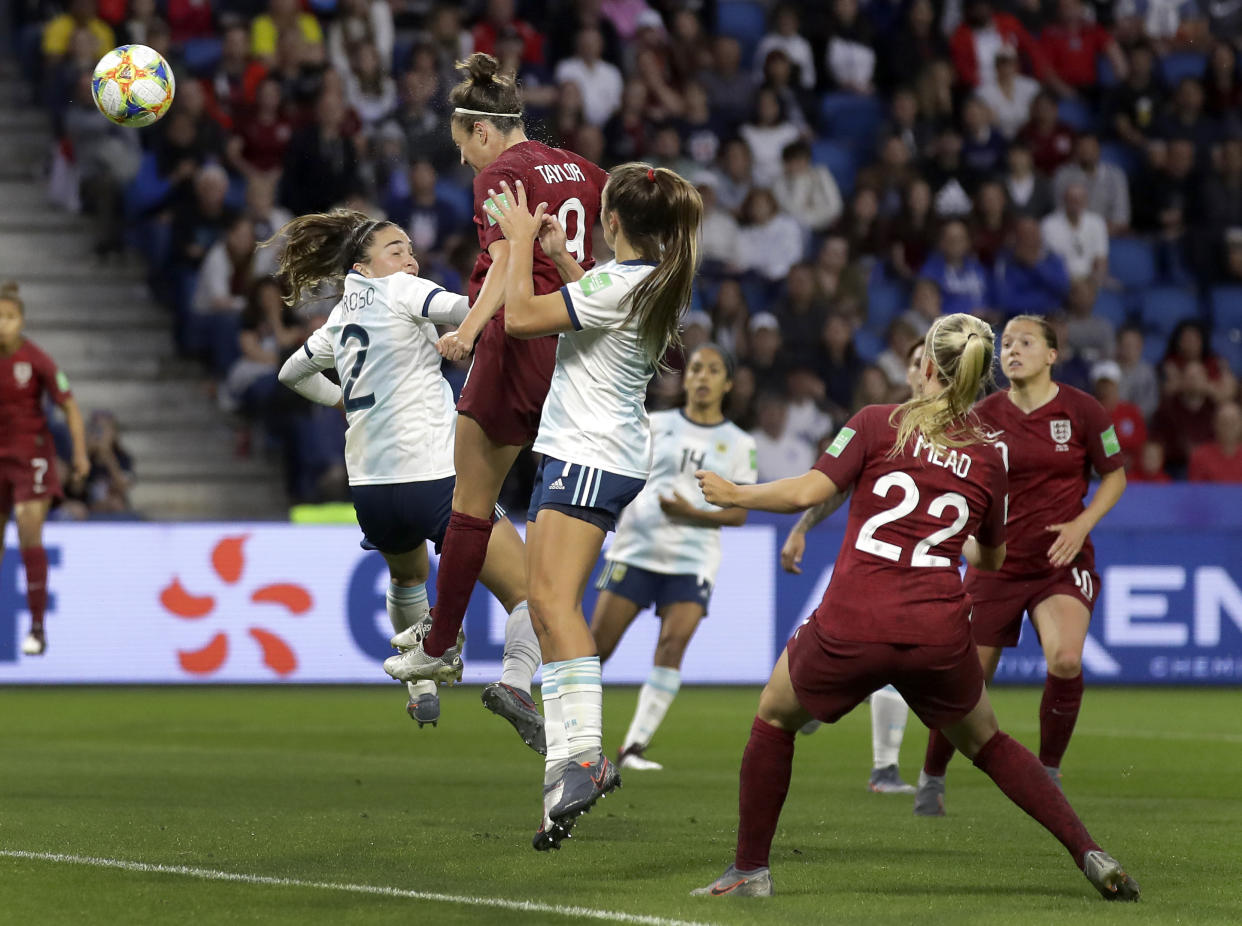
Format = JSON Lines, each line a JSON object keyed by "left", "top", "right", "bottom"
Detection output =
{"left": 2, "top": 687, "right": 1240, "bottom": 925}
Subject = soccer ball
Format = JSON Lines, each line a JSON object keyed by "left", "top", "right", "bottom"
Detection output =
{"left": 91, "top": 44, "right": 175, "bottom": 128}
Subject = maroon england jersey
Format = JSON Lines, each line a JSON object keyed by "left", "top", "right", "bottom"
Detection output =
{"left": 470, "top": 140, "right": 608, "bottom": 306}
{"left": 968, "top": 385, "right": 1123, "bottom": 578}
{"left": 0, "top": 338, "right": 71, "bottom": 462}
{"left": 811, "top": 404, "right": 1008, "bottom": 646}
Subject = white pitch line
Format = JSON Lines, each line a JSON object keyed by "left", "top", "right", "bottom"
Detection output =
{"left": 1001, "top": 723, "right": 1242, "bottom": 745}
{"left": 0, "top": 850, "right": 718, "bottom": 926}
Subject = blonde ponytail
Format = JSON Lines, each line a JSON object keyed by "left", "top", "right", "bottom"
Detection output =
{"left": 889, "top": 313, "right": 994, "bottom": 456}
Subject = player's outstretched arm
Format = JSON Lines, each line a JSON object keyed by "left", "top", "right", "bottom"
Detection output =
{"left": 780, "top": 490, "right": 850, "bottom": 574}
{"left": 278, "top": 347, "right": 343, "bottom": 409}
{"left": 438, "top": 240, "right": 511, "bottom": 361}
{"left": 696, "top": 469, "right": 837, "bottom": 514}
{"left": 486, "top": 180, "right": 576, "bottom": 339}
{"left": 658, "top": 491, "right": 747, "bottom": 527}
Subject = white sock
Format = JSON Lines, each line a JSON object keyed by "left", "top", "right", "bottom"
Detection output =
{"left": 386, "top": 582, "right": 429, "bottom": 634}
{"left": 554, "top": 655, "right": 603, "bottom": 764}
{"left": 499, "top": 601, "right": 541, "bottom": 694}
{"left": 541, "top": 662, "right": 568, "bottom": 786}
{"left": 871, "top": 685, "right": 910, "bottom": 769}
{"left": 622, "top": 665, "right": 681, "bottom": 751}
{"left": 408, "top": 678, "right": 437, "bottom": 700}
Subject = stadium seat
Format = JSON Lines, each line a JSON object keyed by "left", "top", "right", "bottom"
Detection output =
{"left": 182, "top": 38, "right": 223, "bottom": 78}
{"left": 818, "top": 93, "right": 885, "bottom": 153}
{"left": 1214, "top": 330, "right": 1242, "bottom": 377}
{"left": 1142, "top": 333, "right": 1165, "bottom": 365}
{"left": 1209, "top": 286, "right": 1242, "bottom": 331}
{"left": 436, "top": 180, "right": 474, "bottom": 226}
{"left": 1057, "top": 99, "right": 1094, "bottom": 132}
{"left": 810, "top": 138, "right": 856, "bottom": 197}
{"left": 1093, "top": 288, "right": 1128, "bottom": 329}
{"left": 1160, "top": 52, "right": 1207, "bottom": 85}
{"left": 1099, "top": 141, "right": 1140, "bottom": 178}
{"left": 853, "top": 327, "right": 883, "bottom": 363}
{"left": 865, "top": 280, "right": 906, "bottom": 334}
{"left": 1139, "top": 286, "right": 1201, "bottom": 340}
{"left": 716, "top": 1, "right": 767, "bottom": 67}
{"left": 1108, "top": 238, "right": 1157, "bottom": 290}
{"left": 1096, "top": 53, "right": 1120, "bottom": 88}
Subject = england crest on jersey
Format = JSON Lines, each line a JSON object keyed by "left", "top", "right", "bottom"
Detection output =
{"left": 13, "top": 361, "right": 32, "bottom": 386}
{"left": 1050, "top": 418, "right": 1072, "bottom": 448}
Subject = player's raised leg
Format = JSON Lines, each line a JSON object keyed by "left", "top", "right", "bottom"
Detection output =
{"left": 1031, "top": 595, "right": 1090, "bottom": 786}
{"left": 422, "top": 418, "right": 519, "bottom": 659}
{"left": 477, "top": 515, "right": 545, "bottom": 754}
{"left": 15, "top": 498, "right": 51, "bottom": 656}
{"left": 692, "top": 649, "right": 812, "bottom": 897}
{"left": 617, "top": 602, "right": 703, "bottom": 771}
{"left": 868, "top": 685, "right": 915, "bottom": 793}
{"left": 916, "top": 642, "right": 1003, "bottom": 815}
{"left": 940, "top": 686, "right": 1139, "bottom": 900}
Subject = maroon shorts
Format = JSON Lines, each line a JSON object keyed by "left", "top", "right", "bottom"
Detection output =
{"left": 966, "top": 564, "right": 1100, "bottom": 649}
{"left": 786, "top": 619, "right": 985, "bottom": 731}
{"left": 0, "top": 453, "right": 63, "bottom": 515}
{"left": 456, "top": 314, "right": 558, "bottom": 447}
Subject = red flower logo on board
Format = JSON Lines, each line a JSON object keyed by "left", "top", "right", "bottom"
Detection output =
{"left": 158, "top": 535, "right": 313, "bottom": 676}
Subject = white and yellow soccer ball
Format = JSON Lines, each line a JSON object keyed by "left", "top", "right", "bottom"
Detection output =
{"left": 91, "top": 44, "right": 176, "bottom": 127}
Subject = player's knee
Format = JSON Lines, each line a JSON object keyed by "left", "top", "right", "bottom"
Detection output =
{"left": 526, "top": 586, "right": 564, "bottom": 630}
{"left": 653, "top": 635, "right": 690, "bottom": 668}
{"left": 1048, "top": 650, "right": 1082, "bottom": 677}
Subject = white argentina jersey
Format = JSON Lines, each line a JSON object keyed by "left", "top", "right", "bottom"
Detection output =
{"left": 534, "top": 260, "right": 662, "bottom": 478}
{"left": 607, "top": 409, "right": 758, "bottom": 581}
{"left": 301, "top": 271, "right": 467, "bottom": 485}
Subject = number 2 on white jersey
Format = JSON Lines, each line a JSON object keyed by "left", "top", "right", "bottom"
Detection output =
{"left": 557, "top": 198, "right": 587, "bottom": 262}
{"left": 854, "top": 471, "right": 969, "bottom": 567}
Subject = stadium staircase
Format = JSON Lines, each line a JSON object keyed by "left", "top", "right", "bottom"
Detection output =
{"left": 0, "top": 67, "right": 287, "bottom": 521}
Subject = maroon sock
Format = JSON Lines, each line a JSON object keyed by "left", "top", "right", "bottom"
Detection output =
{"left": 923, "top": 727, "right": 957, "bottom": 777}
{"left": 424, "top": 511, "right": 494, "bottom": 656}
{"left": 735, "top": 717, "right": 797, "bottom": 872}
{"left": 973, "top": 731, "right": 1099, "bottom": 868}
{"left": 21, "top": 546, "right": 49, "bottom": 634}
{"left": 1038, "top": 672, "right": 1084, "bottom": 769}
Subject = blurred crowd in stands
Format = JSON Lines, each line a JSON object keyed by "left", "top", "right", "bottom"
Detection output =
{"left": 12, "top": 0, "right": 1242, "bottom": 507}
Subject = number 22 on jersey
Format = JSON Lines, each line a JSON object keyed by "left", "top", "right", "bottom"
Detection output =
{"left": 854, "top": 471, "right": 970, "bottom": 567}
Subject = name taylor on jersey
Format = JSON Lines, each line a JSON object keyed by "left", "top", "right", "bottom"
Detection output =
{"left": 532, "top": 162, "right": 590, "bottom": 184}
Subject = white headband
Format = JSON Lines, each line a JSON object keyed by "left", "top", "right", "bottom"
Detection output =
{"left": 454, "top": 107, "right": 522, "bottom": 118}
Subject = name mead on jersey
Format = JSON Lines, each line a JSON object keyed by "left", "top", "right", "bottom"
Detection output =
{"left": 913, "top": 433, "right": 973, "bottom": 478}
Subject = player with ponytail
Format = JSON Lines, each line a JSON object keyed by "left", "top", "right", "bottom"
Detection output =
{"left": 691, "top": 314, "right": 1138, "bottom": 903}
{"left": 916, "top": 313, "right": 1128, "bottom": 815}
{"left": 273, "top": 210, "right": 544, "bottom": 752}
{"left": 455, "top": 162, "right": 703, "bottom": 851}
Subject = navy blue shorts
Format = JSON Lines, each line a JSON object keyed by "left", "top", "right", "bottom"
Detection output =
{"left": 353, "top": 478, "right": 506, "bottom": 556}
{"left": 596, "top": 560, "right": 713, "bottom": 613}
{"left": 527, "top": 456, "right": 646, "bottom": 533}
{"left": 351, "top": 477, "right": 455, "bottom": 556}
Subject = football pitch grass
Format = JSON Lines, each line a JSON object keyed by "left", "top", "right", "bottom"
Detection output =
{"left": 2, "top": 686, "right": 1239, "bottom": 925}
